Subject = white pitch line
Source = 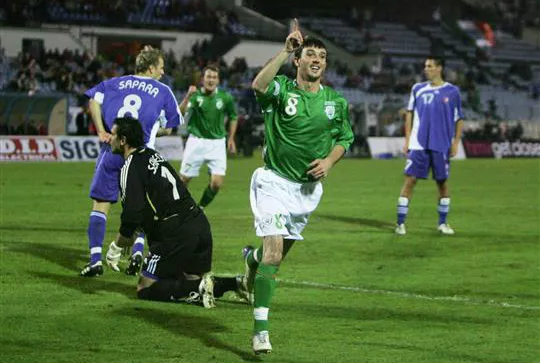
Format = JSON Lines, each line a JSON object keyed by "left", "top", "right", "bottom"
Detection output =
{"left": 277, "top": 279, "right": 540, "bottom": 311}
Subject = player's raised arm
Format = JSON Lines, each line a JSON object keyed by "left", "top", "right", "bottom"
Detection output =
{"left": 179, "top": 85, "right": 197, "bottom": 114}
{"left": 252, "top": 18, "right": 303, "bottom": 94}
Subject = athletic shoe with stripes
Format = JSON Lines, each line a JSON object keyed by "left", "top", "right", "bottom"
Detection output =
{"left": 198, "top": 272, "right": 215, "bottom": 308}
{"left": 252, "top": 331, "right": 272, "bottom": 354}
{"left": 79, "top": 261, "right": 103, "bottom": 277}
{"left": 125, "top": 253, "right": 143, "bottom": 276}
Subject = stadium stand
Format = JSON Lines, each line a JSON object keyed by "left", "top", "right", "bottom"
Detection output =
{"left": 1, "top": 0, "right": 539, "bottom": 142}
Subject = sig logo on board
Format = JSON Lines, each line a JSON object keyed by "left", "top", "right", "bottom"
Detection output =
{"left": 0, "top": 137, "right": 58, "bottom": 161}
{"left": 57, "top": 137, "right": 101, "bottom": 161}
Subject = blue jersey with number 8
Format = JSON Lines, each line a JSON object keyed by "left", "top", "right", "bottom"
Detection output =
{"left": 85, "top": 75, "right": 182, "bottom": 148}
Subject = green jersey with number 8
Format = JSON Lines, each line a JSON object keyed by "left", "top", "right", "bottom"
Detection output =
{"left": 255, "top": 75, "right": 354, "bottom": 183}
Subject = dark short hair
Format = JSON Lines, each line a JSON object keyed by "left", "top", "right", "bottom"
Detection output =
{"left": 427, "top": 56, "right": 445, "bottom": 68}
{"left": 203, "top": 64, "right": 220, "bottom": 77}
{"left": 114, "top": 117, "right": 144, "bottom": 148}
{"left": 135, "top": 46, "right": 164, "bottom": 73}
{"left": 294, "top": 37, "right": 327, "bottom": 59}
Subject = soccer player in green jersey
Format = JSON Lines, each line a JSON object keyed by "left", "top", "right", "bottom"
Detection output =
{"left": 178, "top": 65, "right": 238, "bottom": 208}
{"left": 241, "top": 19, "right": 354, "bottom": 354}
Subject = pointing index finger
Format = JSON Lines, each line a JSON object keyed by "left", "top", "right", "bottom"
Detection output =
{"left": 292, "top": 18, "right": 299, "bottom": 32}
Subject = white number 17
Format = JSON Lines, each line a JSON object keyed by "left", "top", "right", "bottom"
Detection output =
{"left": 421, "top": 93, "right": 434, "bottom": 104}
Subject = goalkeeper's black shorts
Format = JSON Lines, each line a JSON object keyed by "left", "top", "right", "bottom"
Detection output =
{"left": 141, "top": 209, "right": 213, "bottom": 279}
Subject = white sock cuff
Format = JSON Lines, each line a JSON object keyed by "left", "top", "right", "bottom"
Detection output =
{"left": 398, "top": 196, "right": 409, "bottom": 206}
{"left": 90, "top": 247, "right": 102, "bottom": 255}
{"left": 254, "top": 307, "right": 269, "bottom": 321}
{"left": 134, "top": 238, "right": 145, "bottom": 245}
{"left": 253, "top": 248, "right": 260, "bottom": 263}
{"left": 90, "top": 211, "right": 107, "bottom": 220}
{"left": 439, "top": 197, "right": 451, "bottom": 206}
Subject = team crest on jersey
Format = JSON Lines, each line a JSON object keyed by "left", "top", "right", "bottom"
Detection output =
{"left": 216, "top": 99, "right": 223, "bottom": 110}
{"left": 324, "top": 101, "right": 336, "bottom": 120}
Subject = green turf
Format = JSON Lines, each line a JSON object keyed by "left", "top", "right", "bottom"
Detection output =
{"left": 1, "top": 157, "right": 539, "bottom": 363}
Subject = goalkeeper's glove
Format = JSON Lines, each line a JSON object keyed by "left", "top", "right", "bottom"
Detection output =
{"left": 106, "top": 241, "right": 122, "bottom": 272}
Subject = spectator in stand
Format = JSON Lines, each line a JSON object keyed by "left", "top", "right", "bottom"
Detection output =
{"left": 76, "top": 103, "right": 92, "bottom": 135}
{"left": 487, "top": 97, "right": 498, "bottom": 119}
{"left": 11, "top": 117, "right": 27, "bottom": 135}
{"left": 467, "top": 84, "right": 481, "bottom": 112}
{"left": 38, "top": 121, "right": 48, "bottom": 135}
{"left": 510, "top": 122, "right": 524, "bottom": 141}
{"left": 531, "top": 82, "right": 539, "bottom": 100}
{"left": 0, "top": 122, "right": 9, "bottom": 135}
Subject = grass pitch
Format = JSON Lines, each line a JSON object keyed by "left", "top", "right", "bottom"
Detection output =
{"left": 1, "top": 157, "right": 539, "bottom": 363}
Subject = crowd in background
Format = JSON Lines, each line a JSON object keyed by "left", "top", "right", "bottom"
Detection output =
{"left": 0, "top": 0, "right": 253, "bottom": 36}
{"left": 0, "top": 42, "right": 534, "bottom": 147}
{"left": 1, "top": 0, "right": 539, "bottom": 145}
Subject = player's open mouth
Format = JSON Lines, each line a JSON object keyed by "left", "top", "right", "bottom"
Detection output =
{"left": 310, "top": 66, "right": 320, "bottom": 71}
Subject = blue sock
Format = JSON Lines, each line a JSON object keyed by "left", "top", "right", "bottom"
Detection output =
{"left": 88, "top": 211, "right": 107, "bottom": 265}
{"left": 397, "top": 196, "right": 409, "bottom": 225}
{"left": 131, "top": 233, "right": 145, "bottom": 256}
{"left": 438, "top": 198, "right": 450, "bottom": 225}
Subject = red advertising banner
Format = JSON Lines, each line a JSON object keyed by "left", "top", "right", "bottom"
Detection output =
{"left": 0, "top": 137, "right": 58, "bottom": 161}
{"left": 463, "top": 140, "right": 540, "bottom": 158}
{"left": 462, "top": 140, "right": 494, "bottom": 158}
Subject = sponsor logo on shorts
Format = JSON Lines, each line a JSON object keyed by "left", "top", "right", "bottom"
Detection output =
{"left": 261, "top": 216, "right": 273, "bottom": 227}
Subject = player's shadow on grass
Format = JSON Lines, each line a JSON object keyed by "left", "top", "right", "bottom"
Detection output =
{"left": 32, "top": 271, "right": 134, "bottom": 298}
{"left": 6, "top": 241, "right": 86, "bottom": 273}
{"left": 315, "top": 214, "right": 395, "bottom": 230}
{"left": 118, "top": 307, "right": 261, "bottom": 362}
{"left": 277, "top": 294, "right": 496, "bottom": 325}
{"left": 0, "top": 224, "right": 84, "bottom": 233}
{"left": 360, "top": 342, "right": 510, "bottom": 363}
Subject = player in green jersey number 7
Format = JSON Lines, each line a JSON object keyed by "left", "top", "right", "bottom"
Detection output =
{"left": 241, "top": 18, "right": 354, "bottom": 354}
{"left": 178, "top": 65, "right": 238, "bottom": 209}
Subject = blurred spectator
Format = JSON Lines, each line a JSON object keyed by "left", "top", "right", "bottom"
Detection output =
{"left": 531, "top": 82, "right": 540, "bottom": 100}
{"left": 235, "top": 111, "right": 255, "bottom": 157}
{"left": 467, "top": 84, "right": 481, "bottom": 112}
{"left": 0, "top": 122, "right": 9, "bottom": 135}
{"left": 76, "top": 103, "right": 92, "bottom": 135}
{"left": 487, "top": 97, "right": 499, "bottom": 119}
{"left": 509, "top": 121, "right": 524, "bottom": 140}
{"left": 37, "top": 121, "right": 48, "bottom": 135}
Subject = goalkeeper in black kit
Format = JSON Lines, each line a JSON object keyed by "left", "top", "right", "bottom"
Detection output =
{"left": 105, "top": 116, "right": 247, "bottom": 307}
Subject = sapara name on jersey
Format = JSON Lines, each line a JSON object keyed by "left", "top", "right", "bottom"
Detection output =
{"left": 118, "top": 79, "right": 160, "bottom": 98}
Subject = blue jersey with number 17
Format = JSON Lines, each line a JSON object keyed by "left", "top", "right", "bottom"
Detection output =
{"left": 406, "top": 81, "right": 463, "bottom": 153}
{"left": 85, "top": 75, "right": 182, "bottom": 148}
